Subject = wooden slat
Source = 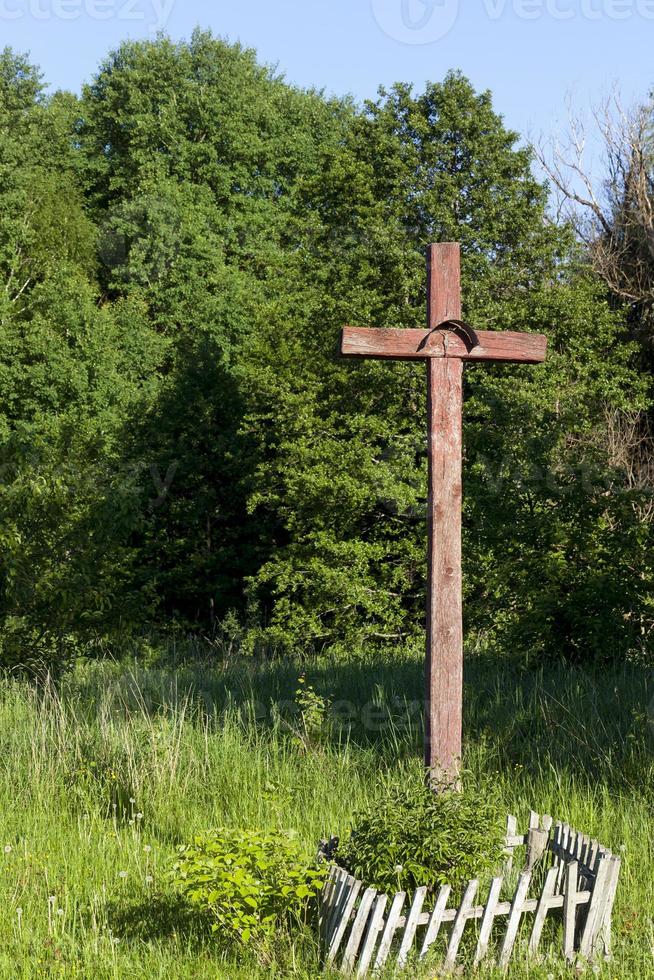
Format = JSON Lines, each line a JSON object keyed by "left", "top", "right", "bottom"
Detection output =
{"left": 397, "top": 886, "right": 428, "bottom": 967}
{"left": 341, "top": 887, "right": 377, "bottom": 974}
{"left": 474, "top": 876, "right": 504, "bottom": 965}
{"left": 327, "top": 875, "right": 362, "bottom": 966}
{"left": 356, "top": 893, "right": 387, "bottom": 977}
{"left": 498, "top": 871, "right": 532, "bottom": 969}
{"left": 555, "top": 825, "right": 570, "bottom": 893}
{"left": 591, "top": 855, "right": 621, "bottom": 957}
{"left": 587, "top": 839, "right": 601, "bottom": 876}
{"left": 562, "top": 861, "right": 579, "bottom": 961}
{"left": 505, "top": 814, "right": 518, "bottom": 872}
{"left": 320, "top": 866, "right": 340, "bottom": 943}
{"left": 325, "top": 868, "right": 349, "bottom": 948}
{"left": 341, "top": 326, "right": 547, "bottom": 364}
{"left": 444, "top": 878, "right": 479, "bottom": 971}
{"left": 526, "top": 829, "right": 549, "bottom": 871}
{"left": 528, "top": 866, "right": 559, "bottom": 956}
{"left": 578, "top": 853, "right": 613, "bottom": 958}
{"left": 419, "top": 884, "right": 451, "bottom": 960}
{"left": 373, "top": 891, "right": 406, "bottom": 971}
{"left": 551, "top": 822, "right": 562, "bottom": 867}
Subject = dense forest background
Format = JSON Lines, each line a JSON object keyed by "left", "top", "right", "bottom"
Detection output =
{"left": 1, "top": 29, "right": 652, "bottom": 672}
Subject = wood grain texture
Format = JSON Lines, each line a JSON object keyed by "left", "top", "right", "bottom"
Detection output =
{"left": 425, "top": 355, "right": 463, "bottom": 784}
{"left": 340, "top": 326, "right": 547, "bottom": 363}
{"left": 341, "top": 887, "right": 377, "bottom": 973}
{"left": 356, "top": 894, "right": 388, "bottom": 977}
{"left": 338, "top": 242, "right": 547, "bottom": 787}
{"left": 425, "top": 244, "right": 463, "bottom": 786}
{"left": 372, "top": 891, "right": 406, "bottom": 971}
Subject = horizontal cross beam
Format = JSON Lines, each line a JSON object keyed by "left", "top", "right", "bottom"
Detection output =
{"left": 341, "top": 326, "right": 547, "bottom": 363}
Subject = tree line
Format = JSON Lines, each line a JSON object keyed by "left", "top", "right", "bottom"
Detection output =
{"left": 0, "top": 30, "right": 651, "bottom": 671}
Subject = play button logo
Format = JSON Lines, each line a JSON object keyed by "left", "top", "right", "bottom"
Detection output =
{"left": 371, "top": 0, "right": 460, "bottom": 43}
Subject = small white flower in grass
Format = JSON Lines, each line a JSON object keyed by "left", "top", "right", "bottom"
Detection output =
{"left": 394, "top": 865, "right": 403, "bottom": 874}
{"left": 128, "top": 820, "right": 134, "bottom": 826}
{"left": 118, "top": 871, "right": 128, "bottom": 879}
{"left": 143, "top": 845, "right": 152, "bottom": 854}
{"left": 129, "top": 798, "right": 136, "bottom": 805}
{"left": 16, "top": 908, "right": 22, "bottom": 916}
{"left": 620, "top": 843, "right": 627, "bottom": 852}
{"left": 4, "top": 845, "right": 11, "bottom": 854}
{"left": 145, "top": 875, "right": 153, "bottom": 884}
{"left": 57, "top": 908, "right": 64, "bottom": 917}
{"left": 48, "top": 896, "right": 56, "bottom": 905}
{"left": 136, "top": 813, "right": 143, "bottom": 821}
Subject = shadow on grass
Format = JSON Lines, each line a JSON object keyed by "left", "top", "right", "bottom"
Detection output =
{"left": 106, "top": 893, "right": 215, "bottom": 950}
{"left": 67, "top": 649, "right": 654, "bottom": 792}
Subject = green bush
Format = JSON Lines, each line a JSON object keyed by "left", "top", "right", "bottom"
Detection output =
{"left": 171, "top": 829, "right": 326, "bottom": 957}
{"left": 336, "top": 776, "right": 505, "bottom": 899}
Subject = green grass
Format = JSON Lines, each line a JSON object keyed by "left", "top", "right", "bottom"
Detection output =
{"left": 0, "top": 649, "right": 652, "bottom": 978}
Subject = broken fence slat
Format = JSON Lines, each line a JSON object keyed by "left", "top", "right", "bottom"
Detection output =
{"left": 526, "top": 828, "right": 549, "bottom": 871}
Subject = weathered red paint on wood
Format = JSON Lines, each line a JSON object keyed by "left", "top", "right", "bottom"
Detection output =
{"left": 338, "top": 242, "right": 547, "bottom": 787}
{"left": 425, "top": 244, "right": 463, "bottom": 785}
{"left": 426, "top": 356, "right": 463, "bottom": 784}
{"left": 340, "top": 326, "right": 547, "bottom": 363}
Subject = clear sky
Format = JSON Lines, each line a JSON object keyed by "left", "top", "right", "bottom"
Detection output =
{"left": 1, "top": 0, "right": 652, "bottom": 152}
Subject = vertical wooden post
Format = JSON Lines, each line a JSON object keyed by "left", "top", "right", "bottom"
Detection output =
{"left": 425, "top": 243, "right": 463, "bottom": 787}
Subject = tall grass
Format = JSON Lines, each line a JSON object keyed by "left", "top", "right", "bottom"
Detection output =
{"left": 0, "top": 649, "right": 652, "bottom": 977}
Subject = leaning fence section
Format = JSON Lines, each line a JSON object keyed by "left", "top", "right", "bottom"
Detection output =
{"left": 318, "top": 811, "right": 621, "bottom": 976}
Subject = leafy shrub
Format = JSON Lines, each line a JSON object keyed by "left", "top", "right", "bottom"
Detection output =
{"left": 290, "top": 675, "right": 332, "bottom": 752}
{"left": 336, "top": 775, "right": 505, "bottom": 899}
{"left": 171, "top": 829, "right": 326, "bottom": 957}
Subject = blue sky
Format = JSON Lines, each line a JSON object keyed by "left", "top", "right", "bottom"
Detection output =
{"left": 1, "top": 0, "right": 651, "bottom": 152}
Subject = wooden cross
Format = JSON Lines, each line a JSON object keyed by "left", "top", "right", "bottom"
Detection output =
{"left": 340, "top": 243, "right": 547, "bottom": 785}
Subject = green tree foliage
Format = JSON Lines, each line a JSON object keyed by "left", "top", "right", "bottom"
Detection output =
{"left": 0, "top": 49, "right": 161, "bottom": 670}
{"left": 0, "top": 32, "right": 650, "bottom": 669}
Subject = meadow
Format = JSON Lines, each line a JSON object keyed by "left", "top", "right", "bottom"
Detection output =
{"left": 0, "top": 646, "right": 652, "bottom": 978}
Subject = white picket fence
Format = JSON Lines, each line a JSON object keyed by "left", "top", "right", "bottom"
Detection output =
{"left": 318, "top": 811, "right": 621, "bottom": 975}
